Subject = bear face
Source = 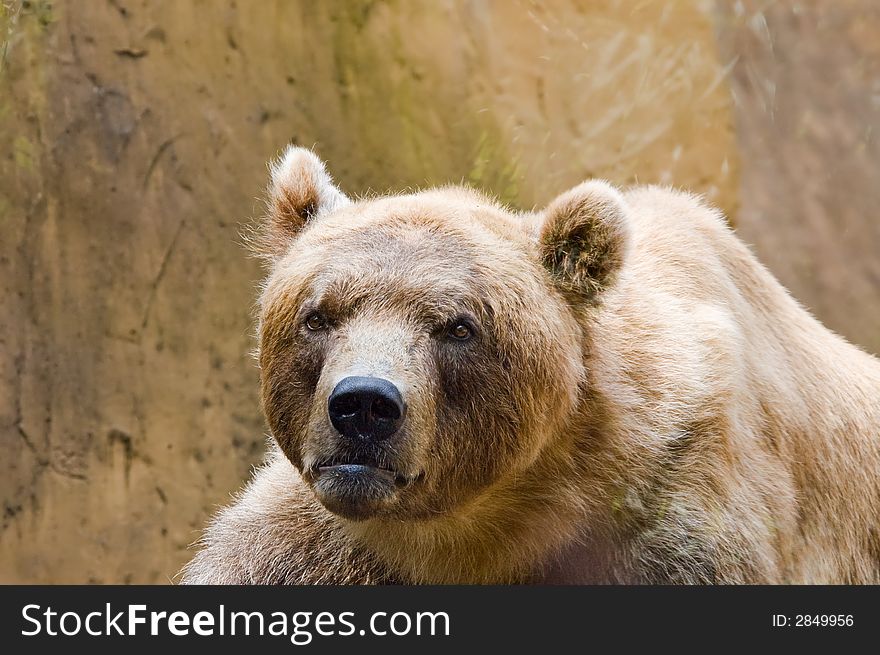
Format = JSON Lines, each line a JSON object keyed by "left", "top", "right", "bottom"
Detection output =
{"left": 255, "top": 147, "right": 628, "bottom": 523}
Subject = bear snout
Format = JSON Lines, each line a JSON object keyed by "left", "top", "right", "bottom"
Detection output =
{"left": 327, "top": 376, "right": 407, "bottom": 442}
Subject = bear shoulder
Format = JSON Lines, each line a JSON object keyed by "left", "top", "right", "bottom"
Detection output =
{"left": 180, "top": 448, "right": 394, "bottom": 585}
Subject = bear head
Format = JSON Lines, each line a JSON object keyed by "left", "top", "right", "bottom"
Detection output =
{"left": 255, "top": 146, "right": 631, "bottom": 522}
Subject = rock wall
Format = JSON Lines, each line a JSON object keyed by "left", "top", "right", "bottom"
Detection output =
{"left": 716, "top": 0, "right": 880, "bottom": 356}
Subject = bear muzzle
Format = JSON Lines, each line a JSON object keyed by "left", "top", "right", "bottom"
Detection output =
{"left": 307, "top": 376, "right": 420, "bottom": 520}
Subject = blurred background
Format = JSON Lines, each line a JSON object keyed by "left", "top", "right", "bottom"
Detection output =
{"left": 1, "top": 0, "right": 878, "bottom": 583}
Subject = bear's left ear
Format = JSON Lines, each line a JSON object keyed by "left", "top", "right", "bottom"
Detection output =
{"left": 537, "top": 180, "right": 631, "bottom": 301}
{"left": 259, "top": 146, "right": 351, "bottom": 260}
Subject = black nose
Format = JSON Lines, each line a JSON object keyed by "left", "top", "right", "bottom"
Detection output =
{"left": 327, "top": 376, "right": 405, "bottom": 441}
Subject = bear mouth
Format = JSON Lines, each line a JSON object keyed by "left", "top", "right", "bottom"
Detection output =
{"left": 317, "top": 463, "right": 413, "bottom": 488}
{"left": 311, "top": 456, "right": 418, "bottom": 489}
{"left": 308, "top": 455, "right": 422, "bottom": 521}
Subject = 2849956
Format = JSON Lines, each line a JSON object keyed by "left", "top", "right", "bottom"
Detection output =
{"left": 795, "top": 614, "right": 854, "bottom": 627}
{"left": 772, "top": 614, "right": 854, "bottom": 627}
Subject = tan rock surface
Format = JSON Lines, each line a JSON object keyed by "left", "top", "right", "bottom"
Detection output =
{"left": 716, "top": 0, "right": 880, "bottom": 356}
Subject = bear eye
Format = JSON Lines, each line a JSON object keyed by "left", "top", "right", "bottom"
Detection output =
{"left": 304, "top": 312, "right": 328, "bottom": 331}
{"left": 447, "top": 320, "right": 474, "bottom": 341}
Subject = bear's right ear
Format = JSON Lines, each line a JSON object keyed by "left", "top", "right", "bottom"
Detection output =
{"left": 258, "top": 146, "right": 350, "bottom": 260}
{"left": 537, "top": 180, "right": 631, "bottom": 302}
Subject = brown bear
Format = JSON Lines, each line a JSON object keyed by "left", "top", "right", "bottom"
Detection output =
{"left": 181, "top": 146, "right": 880, "bottom": 584}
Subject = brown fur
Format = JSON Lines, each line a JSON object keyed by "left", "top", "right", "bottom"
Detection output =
{"left": 181, "top": 147, "right": 880, "bottom": 584}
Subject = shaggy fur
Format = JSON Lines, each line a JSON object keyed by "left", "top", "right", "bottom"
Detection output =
{"left": 182, "top": 146, "right": 880, "bottom": 585}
